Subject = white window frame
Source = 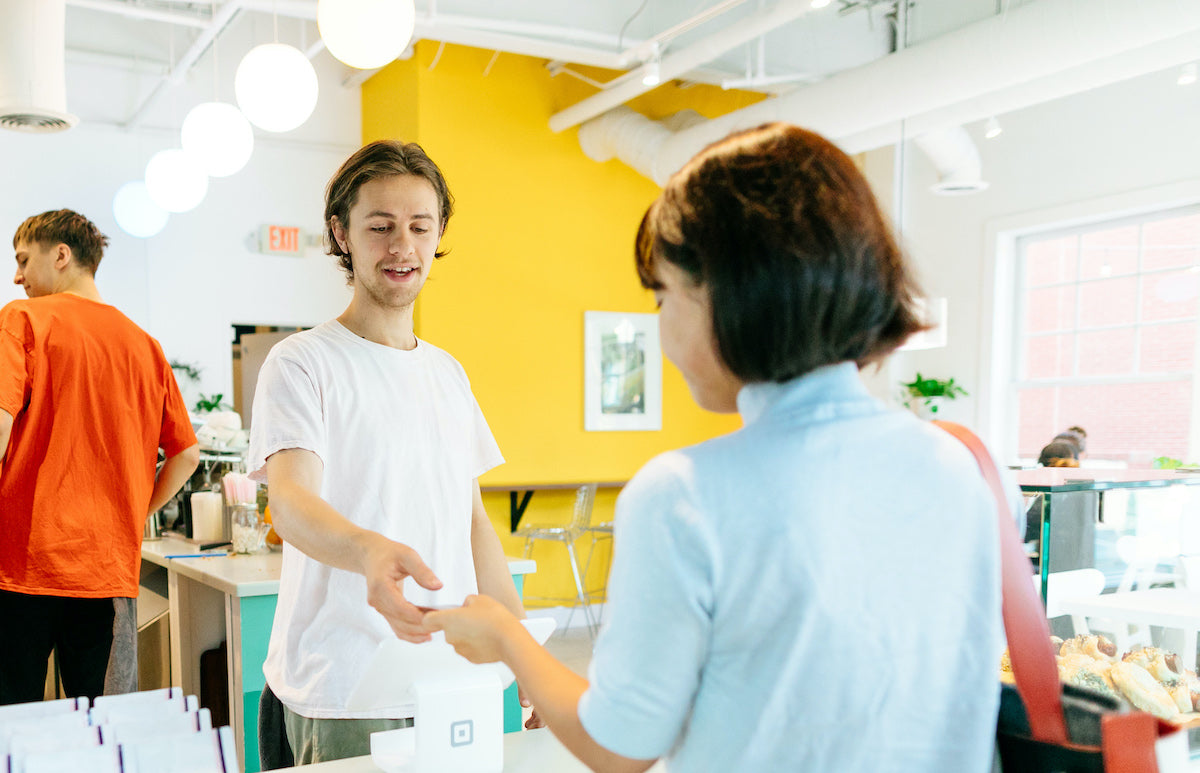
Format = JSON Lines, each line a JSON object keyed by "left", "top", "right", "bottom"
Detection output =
{"left": 979, "top": 181, "right": 1200, "bottom": 464}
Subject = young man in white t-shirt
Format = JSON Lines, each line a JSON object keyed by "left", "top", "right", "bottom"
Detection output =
{"left": 248, "top": 140, "right": 529, "bottom": 765}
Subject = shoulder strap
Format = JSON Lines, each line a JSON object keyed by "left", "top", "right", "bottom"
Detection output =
{"left": 933, "top": 420, "right": 1068, "bottom": 744}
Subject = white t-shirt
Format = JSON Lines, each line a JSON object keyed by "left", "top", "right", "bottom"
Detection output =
{"left": 248, "top": 320, "right": 503, "bottom": 718}
{"left": 578, "top": 362, "right": 1012, "bottom": 772}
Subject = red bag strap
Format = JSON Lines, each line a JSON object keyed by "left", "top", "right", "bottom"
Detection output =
{"left": 933, "top": 420, "right": 1069, "bottom": 744}
{"left": 1102, "top": 713, "right": 1169, "bottom": 773}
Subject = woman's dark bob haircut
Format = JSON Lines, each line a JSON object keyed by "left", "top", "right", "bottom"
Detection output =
{"left": 635, "top": 122, "right": 930, "bottom": 383}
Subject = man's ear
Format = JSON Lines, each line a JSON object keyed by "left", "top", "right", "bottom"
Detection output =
{"left": 330, "top": 216, "right": 349, "bottom": 254}
{"left": 53, "top": 243, "right": 72, "bottom": 270}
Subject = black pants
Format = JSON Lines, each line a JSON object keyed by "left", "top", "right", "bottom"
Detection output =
{"left": 0, "top": 589, "right": 116, "bottom": 705}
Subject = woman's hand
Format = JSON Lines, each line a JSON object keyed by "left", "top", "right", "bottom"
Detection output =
{"left": 423, "top": 594, "right": 525, "bottom": 663}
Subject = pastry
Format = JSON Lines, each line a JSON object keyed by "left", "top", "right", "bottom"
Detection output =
{"left": 1110, "top": 661, "right": 1181, "bottom": 720}
{"left": 1122, "top": 647, "right": 1180, "bottom": 680}
{"left": 1060, "top": 634, "right": 1117, "bottom": 661}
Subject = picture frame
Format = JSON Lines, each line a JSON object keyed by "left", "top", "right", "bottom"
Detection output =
{"left": 584, "top": 311, "right": 662, "bottom": 432}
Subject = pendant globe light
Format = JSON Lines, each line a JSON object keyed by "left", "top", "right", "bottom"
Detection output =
{"left": 181, "top": 101, "right": 254, "bottom": 177}
{"left": 235, "top": 43, "right": 318, "bottom": 133}
{"left": 317, "top": 0, "right": 415, "bottom": 70}
{"left": 112, "top": 181, "right": 169, "bottom": 238}
{"left": 144, "top": 149, "right": 209, "bottom": 213}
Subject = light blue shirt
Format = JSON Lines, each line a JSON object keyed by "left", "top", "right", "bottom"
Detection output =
{"left": 579, "top": 362, "right": 1007, "bottom": 772}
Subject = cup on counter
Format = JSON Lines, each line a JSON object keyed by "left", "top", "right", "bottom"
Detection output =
{"left": 190, "top": 491, "right": 223, "bottom": 543}
{"left": 230, "top": 504, "right": 268, "bottom": 554}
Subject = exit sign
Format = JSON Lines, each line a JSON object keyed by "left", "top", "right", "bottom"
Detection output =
{"left": 260, "top": 225, "right": 304, "bottom": 256}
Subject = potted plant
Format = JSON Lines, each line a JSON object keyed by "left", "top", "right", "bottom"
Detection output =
{"left": 901, "top": 372, "right": 968, "bottom": 418}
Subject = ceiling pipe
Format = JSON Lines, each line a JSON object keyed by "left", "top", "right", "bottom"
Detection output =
{"left": 123, "top": 0, "right": 243, "bottom": 128}
{"left": 69, "top": 0, "right": 762, "bottom": 87}
{"left": 550, "top": 0, "right": 812, "bottom": 133}
{"left": 582, "top": 0, "right": 1200, "bottom": 185}
{"left": 0, "top": 0, "right": 78, "bottom": 132}
{"left": 67, "top": 48, "right": 169, "bottom": 76}
{"left": 617, "top": 0, "right": 750, "bottom": 68}
{"left": 236, "top": 1, "right": 634, "bottom": 69}
{"left": 912, "top": 127, "right": 988, "bottom": 196}
{"left": 65, "top": 0, "right": 210, "bottom": 29}
{"left": 835, "top": 27, "right": 1200, "bottom": 155}
{"left": 578, "top": 106, "right": 707, "bottom": 173}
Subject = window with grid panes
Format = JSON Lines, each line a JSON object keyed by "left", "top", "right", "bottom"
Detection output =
{"left": 1014, "top": 206, "right": 1200, "bottom": 465}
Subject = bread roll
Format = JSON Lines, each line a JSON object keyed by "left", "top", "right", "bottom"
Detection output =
{"left": 1110, "top": 661, "right": 1181, "bottom": 720}
{"left": 1060, "top": 634, "right": 1117, "bottom": 661}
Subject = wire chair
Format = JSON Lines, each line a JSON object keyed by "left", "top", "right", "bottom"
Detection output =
{"left": 513, "top": 483, "right": 600, "bottom": 636}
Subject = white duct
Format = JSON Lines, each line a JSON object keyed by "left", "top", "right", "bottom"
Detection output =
{"left": 578, "top": 107, "right": 706, "bottom": 178}
{"left": 912, "top": 127, "right": 988, "bottom": 196}
{"left": 0, "top": 0, "right": 78, "bottom": 132}
{"left": 579, "top": 0, "right": 1200, "bottom": 186}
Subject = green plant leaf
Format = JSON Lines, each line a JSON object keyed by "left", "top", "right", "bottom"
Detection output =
{"left": 194, "top": 392, "right": 230, "bottom": 413}
{"left": 170, "top": 360, "right": 202, "bottom": 382}
{"left": 901, "top": 373, "right": 969, "bottom": 399}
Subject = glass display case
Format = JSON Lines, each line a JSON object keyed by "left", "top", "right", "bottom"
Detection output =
{"left": 1018, "top": 469, "right": 1200, "bottom": 601}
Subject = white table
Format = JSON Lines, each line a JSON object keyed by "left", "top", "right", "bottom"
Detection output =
{"left": 273, "top": 727, "right": 666, "bottom": 772}
{"left": 1055, "top": 588, "right": 1200, "bottom": 668}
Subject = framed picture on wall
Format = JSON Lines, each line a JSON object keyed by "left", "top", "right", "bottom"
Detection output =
{"left": 584, "top": 311, "right": 662, "bottom": 432}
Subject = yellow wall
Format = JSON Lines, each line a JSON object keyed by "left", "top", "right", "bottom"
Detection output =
{"left": 361, "top": 43, "right": 763, "bottom": 601}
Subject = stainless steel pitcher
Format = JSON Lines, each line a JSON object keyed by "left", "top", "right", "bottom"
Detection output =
{"left": 143, "top": 510, "right": 163, "bottom": 541}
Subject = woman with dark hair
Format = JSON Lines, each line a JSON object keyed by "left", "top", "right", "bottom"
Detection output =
{"left": 1051, "top": 426, "right": 1087, "bottom": 459}
{"left": 426, "top": 124, "right": 1015, "bottom": 772}
{"left": 1038, "top": 440, "right": 1080, "bottom": 468}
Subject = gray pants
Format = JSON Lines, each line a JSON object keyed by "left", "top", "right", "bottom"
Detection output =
{"left": 282, "top": 704, "right": 413, "bottom": 764}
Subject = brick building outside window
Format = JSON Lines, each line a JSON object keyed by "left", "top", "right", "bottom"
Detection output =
{"left": 1014, "top": 207, "right": 1200, "bottom": 466}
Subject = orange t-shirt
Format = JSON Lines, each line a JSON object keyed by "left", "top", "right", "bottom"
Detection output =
{"left": 0, "top": 294, "right": 196, "bottom": 598}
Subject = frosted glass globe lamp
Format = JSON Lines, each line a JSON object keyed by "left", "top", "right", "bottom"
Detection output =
{"left": 181, "top": 102, "right": 254, "bottom": 177}
{"left": 112, "top": 181, "right": 168, "bottom": 238}
{"left": 144, "top": 149, "right": 209, "bottom": 213}
{"left": 317, "top": 0, "right": 415, "bottom": 69}
{"left": 235, "top": 43, "right": 319, "bottom": 132}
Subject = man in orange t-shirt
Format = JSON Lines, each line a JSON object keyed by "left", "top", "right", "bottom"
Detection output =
{"left": 0, "top": 210, "right": 199, "bottom": 704}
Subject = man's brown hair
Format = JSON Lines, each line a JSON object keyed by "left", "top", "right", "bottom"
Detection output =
{"left": 13, "top": 209, "right": 109, "bottom": 275}
{"left": 635, "top": 122, "right": 929, "bottom": 383}
{"left": 324, "top": 140, "right": 454, "bottom": 284}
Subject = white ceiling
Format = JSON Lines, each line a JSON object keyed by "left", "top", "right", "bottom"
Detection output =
{"left": 56, "top": 0, "right": 1014, "bottom": 140}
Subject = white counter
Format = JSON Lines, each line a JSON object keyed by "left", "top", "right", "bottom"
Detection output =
{"left": 274, "top": 727, "right": 667, "bottom": 773}
{"left": 139, "top": 535, "right": 537, "bottom": 773}
{"left": 142, "top": 536, "right": 282, "bottom": 596}
{"left": 143, "top": 536, "right": 537, "bottom": 597}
